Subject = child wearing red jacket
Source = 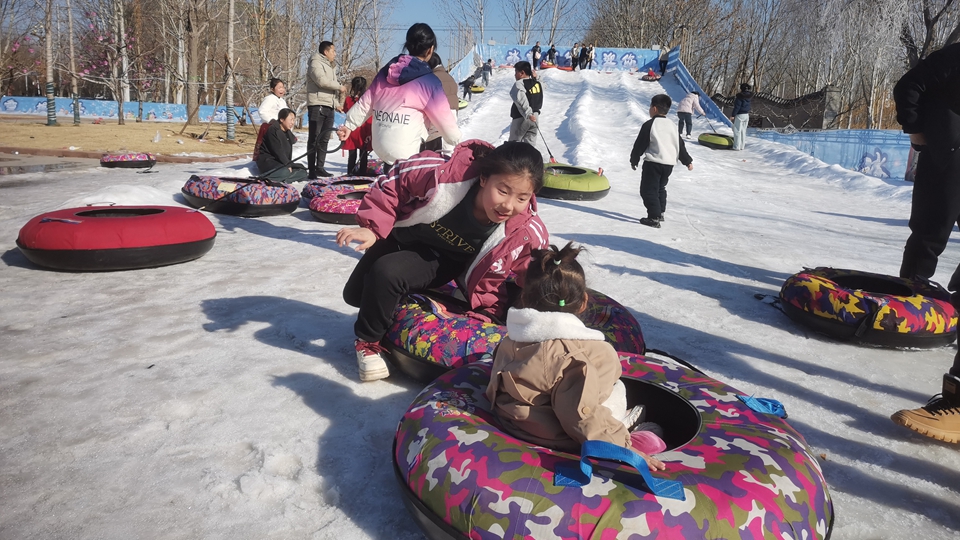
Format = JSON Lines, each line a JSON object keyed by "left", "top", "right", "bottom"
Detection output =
{"left": 336, "top": 140, "right": 549, "bottom": 381}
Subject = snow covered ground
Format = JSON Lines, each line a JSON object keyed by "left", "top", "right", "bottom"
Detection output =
{"left": 2, "top": 66, "right": 960, "bottom": 539}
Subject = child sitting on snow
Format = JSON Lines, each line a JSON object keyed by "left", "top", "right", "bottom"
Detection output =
{"left": 486, "top": 242, "right": 667, "bottom": 470}
{"left": 630, "top": 94, "right": 693, "bottom": 228}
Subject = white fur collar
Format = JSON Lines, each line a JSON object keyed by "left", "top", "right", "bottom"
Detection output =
{"left": 506, "top": 307, "right": 605, "bottom": 343}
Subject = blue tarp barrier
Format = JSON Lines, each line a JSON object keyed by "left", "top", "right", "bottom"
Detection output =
{"left": 0, "top": 95, "right": 253, "bottom": 123}
{"left": 0, "top": 94, "right": 345, "bottom": 127}
{"left": 752, "top": 129, "right": 912, "bottom": 181}
{"left": 481, "top": 44, "right": 660, "bottom": 72}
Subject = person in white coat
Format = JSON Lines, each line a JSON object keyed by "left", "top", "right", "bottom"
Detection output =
{"left": 257, "top": 78, "right": 288, "bottom": 123}
{"left": 676, "top": 91, "right": 705, "bottom": 139}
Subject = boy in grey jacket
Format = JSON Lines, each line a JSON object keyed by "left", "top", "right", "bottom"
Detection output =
{"left": 508, "top": 61, "right": 543, "bottom": 144}
{"left": 629, "top": 94, "right": 693, "bottom": 228}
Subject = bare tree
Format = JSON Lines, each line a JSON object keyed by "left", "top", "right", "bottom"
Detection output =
{"left": 184, "top": 0, "right": 208, "bottom": 124}
{"left": 44, "top": 0, "right": 56, "bottom": 125}
{"left": 503, "top": 0, "right": 550, "bottom": 44}
{"left": 541, "top": 0, "right": 576, "bottom": 46}
{"left": 901, "top": 0, "right": 960, "bottom": 67}
{"left": 437, "top": 0, "right": 487, "bottom": 54}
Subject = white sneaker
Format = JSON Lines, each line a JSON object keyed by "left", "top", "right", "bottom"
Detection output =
{"left": 355, "top": 340, "right": 390, "bottom": 382}
{"left": 622, "top": 405, "right": 645, "bottom": 430}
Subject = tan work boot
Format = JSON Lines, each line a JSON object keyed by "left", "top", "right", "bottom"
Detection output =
{"left": 891, "top": 389, "right": 960, "bottom": 444}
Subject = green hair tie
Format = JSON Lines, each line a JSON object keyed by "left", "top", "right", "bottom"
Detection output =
{"left": 558, "top": 299, "right": 566, "bottom": 307}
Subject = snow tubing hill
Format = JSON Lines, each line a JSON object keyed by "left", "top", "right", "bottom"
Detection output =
{"left": 538, "top": 164, "right": 610, "bottom": 201}
{"left": 394, "top": 354, "right": 834, "bottom": 540}
{"left": 698, "top": 133, "right": 734, "bottom": 150}
{"left": 779, "top": 267, "right": 958, "bottom": 348}
{"left": 308, "top": 179, "right": 373, "bottom": 225}
{"left": 383, "top": 289, "right": 645, "bottom": 383}
{"left": 100, "top": 153, "right": 156, "bottom": 169}
{"left": 16, "top": 206, "right": 216, "bottom": 271}
{"left": 181, "top": 175, "right": 300, "bottom": 217}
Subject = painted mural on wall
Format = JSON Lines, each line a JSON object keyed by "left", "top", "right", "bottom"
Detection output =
{"left": 754, "top": 130, "right": 912, "bottom": 181}
{"left": 482, "top": 44, "right": 660, "bottom": 72}
{"left": 858, "top": 147, "right": 892, "bottom": 179}
{"left": 1, "top": 95, "right": 251, "bottom": 123}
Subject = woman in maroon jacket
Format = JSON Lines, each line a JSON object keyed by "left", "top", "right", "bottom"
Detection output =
{"left": 335, "top": 140, "right": 549, "bottom": 382}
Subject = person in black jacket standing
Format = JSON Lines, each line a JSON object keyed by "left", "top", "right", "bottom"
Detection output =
{"left": 730, "top": 83, "right": 753, "bottom": 150}
{"left": 256, "top": 108, "right": 307, "bottom": 182}
{"left": 531, "top": 41, "right": 542, "bottom": 70}
{"left": 891, "top": 43, "right": 960, "bottom": 443}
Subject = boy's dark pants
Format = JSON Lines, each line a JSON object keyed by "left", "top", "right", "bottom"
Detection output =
{"left": 677, "top": 112, "right": 693, "bottom": 136}
{"left": 343, "top": 237, "right": 466, "bottom": 343}
{"left": 640, "top": 161, "right": 674, "bottom": 219}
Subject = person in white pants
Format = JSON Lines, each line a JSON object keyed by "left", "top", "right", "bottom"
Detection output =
{"left": 729, "top": 83, "right": 753, "bottom": 150}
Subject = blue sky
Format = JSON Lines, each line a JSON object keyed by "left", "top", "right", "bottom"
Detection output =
{"left": 388, "top": 0, "right": 526, "bottom": 57}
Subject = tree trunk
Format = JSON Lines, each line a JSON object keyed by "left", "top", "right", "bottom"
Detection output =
{"left": 186, "top": 7, "right": 201, "bottom": 125}
{"left": 226, "top": 0, "right": 235, "bottom": 140}
{"left": 116, "top": 0, "right": 130, "bottom": 103}
{"left": 66, "top": 0, "right": 79, "bottom": 125}
{"left": 44, "top": 0, "right": 57, "bottom": 126}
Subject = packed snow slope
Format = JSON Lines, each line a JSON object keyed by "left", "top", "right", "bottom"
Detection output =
{"left": 2, "top": 67, "right": 959, "bottom": 539}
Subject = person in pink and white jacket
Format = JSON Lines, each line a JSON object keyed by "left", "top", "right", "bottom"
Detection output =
{"left": 337, "top": 23, "right": 460, "bottom": 168}
{"left": 335, "top": 140, "right": 550, "bottom": 382}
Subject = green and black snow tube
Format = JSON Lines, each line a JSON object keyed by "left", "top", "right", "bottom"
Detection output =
{"left": 538, "top": 164, "right": 610, "bottom": 201}
{"left": 458, "top": 99, "right": 468, "bottom": 110}
{"left": 698, "top": 133, "right": 734, "bottom": 150}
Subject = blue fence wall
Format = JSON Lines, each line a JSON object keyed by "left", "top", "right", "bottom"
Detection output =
{"left": 752, "top": 129, "right": 912, "bottom": 180}
{"left": 480, "top": 44, "right": 661, "bottom": 72}
{"left": 0, "top": 95, "right": 252, "bottom": 123}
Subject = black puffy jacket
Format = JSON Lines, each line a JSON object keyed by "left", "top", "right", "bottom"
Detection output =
{"left": 731, "top": 91, "right": 753, "bottom": 116}
{"left": 894, "top": 43, "right": 960, "bottom": 152}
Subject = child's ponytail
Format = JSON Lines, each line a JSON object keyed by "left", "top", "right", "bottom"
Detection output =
{"left": 521, "top": 242, "right": 587, "bottom": 313}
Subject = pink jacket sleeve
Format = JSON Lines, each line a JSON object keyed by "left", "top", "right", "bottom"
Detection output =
{"left": 355, "top": 160, "right": 436, "bottom": 239}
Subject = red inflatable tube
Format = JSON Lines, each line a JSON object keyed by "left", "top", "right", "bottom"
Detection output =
{"left": 16, "top": 206, "right": 216, "bottom": 271}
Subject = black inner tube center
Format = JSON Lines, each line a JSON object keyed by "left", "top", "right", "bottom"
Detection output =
{"left": 75, "top": 208, "right": 165, "bottom": 218}
{"left": 332, "top": 179, "right": 374, "bottom": 187}
{"left": 831, "top": 275, "right": 914, "bottom": 297}
{"left": 548, "top": 166, "right": 589, "bottom": 175}
{"left": 338, "top": 191, "right": 367, "bottom": 201}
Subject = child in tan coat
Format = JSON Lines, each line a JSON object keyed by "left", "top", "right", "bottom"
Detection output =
{"left": 485, "top": 242, "right": 666, "bottom": 470}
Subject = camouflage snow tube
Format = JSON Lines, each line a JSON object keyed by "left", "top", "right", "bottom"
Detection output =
{"left": 301, "top": 176, "right": 374, "bottom": 200}
{"left": 394, "top": 354, "right": 834, "bottom": 539}
{"left": 308, "top": 180, "right": 372, "bottom": 225}
{"left": 100, "top": 152, "right": 156, "bottom": 169}
{"left": 181, "top": 175, "right": 300, "bottom": 217}
{"left": 383, "top": 289, "right": 645, "bottom": 383}
{"left": 779, "top": 267, "right": 957, "bottom": 348}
